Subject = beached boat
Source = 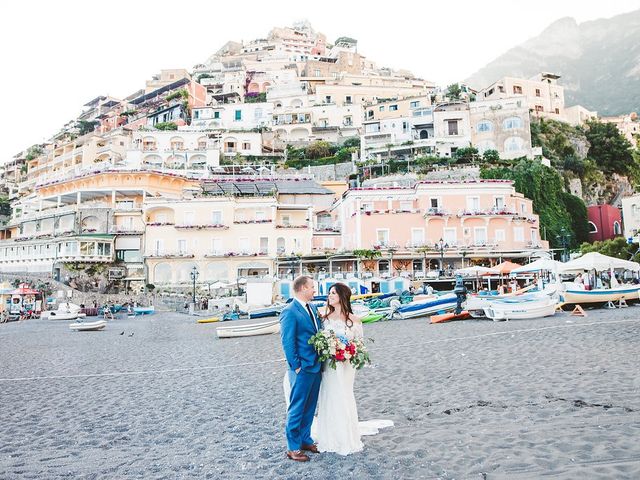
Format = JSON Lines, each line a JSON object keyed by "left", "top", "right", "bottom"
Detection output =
{"left": 361, "top": 313, "right": 385, "bottom": 324}
{"left": 69, "top": 320, "right": 107, "bottom": 331}
{"left": 430, "top": 311, "right": 471, "bottom": 324}
{"left": 216, "top": 319, "right": 280, "bottom": 338}
{"left": 484, "top": 296, "right": 558, "bottom": 321}
{"left": 390, "top": 293, "right": 457, "bottom": 320}
{"left": 41, "top": 310, "right": 79, "bottom": 320}
{"left": 197, "top": 317, "right": 220, "bottom": 324}
{"left": 465, "top": 284, "right": 553, "bottom": 318}
{"left": 133, "top": 306, "right": 155, "bottom": 315}
{"left": 247, "top": 303, "right": 285, "bottom": 319}
{"left": 562, "top": 285, "right": 640, "bottom": 304}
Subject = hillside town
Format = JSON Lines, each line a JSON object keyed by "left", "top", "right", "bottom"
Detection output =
{"left": 1, "top": 21, "right": 638, "bottom": 297}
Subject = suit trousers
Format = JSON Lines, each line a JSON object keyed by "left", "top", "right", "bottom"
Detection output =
{"left": 285, "top": 368, "right": 321, "bottom": 451}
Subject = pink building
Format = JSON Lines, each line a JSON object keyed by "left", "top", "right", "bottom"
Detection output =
{"left": 310, "top": 180, "right": 549, "bottom": 277}
{"left": 587, "top": 205, "right": 622, "bottom": 242}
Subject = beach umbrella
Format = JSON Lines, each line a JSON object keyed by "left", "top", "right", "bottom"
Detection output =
{"left": 211, "top": 281, "right": 227, "bottom": 289}
{"left": 455, "top": 266, "right": 499, "bottom": 291}
{"left": 511, "top": 258, "right": 563, "bottom": 274}
{"left": 494, "top": 261, "right": 522, "bottom": 275}
{"left": 455, "top": 266, "right": 499, "bottom": 276}
{"left": 10, "top": 285, "right": 40, "bottom": 295}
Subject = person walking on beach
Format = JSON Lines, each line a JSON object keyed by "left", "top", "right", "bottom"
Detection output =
{"left": 280, "top": 275, "right": 322, "bottom": 462}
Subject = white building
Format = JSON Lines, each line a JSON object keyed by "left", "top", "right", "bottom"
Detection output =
{"left": 192, "top": 103, "right": 274, "bottom": 131}
{"left": 621, "top": 195, "right": 640, "bottom": 241}
{"left": 432, "top": 102, "right": 472, "bottom": 157}
{"left": 127, "top": 130, "right": 220, "bottom": 172}
{"left": 469, "top": 96, "right": 533, "bottom": 159}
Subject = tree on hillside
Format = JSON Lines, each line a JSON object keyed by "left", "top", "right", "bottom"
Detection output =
{"left": 580, "top": 237, "right": 639, "bottom": 261}
{"left": 585, "top": 120, "right": 634, "bottom": 175}
{"left": 305, "top": 141, "right": 333, "bottom": 159}
{"left": 482, "top": 149, "right": 500, "bottom": 163}
{"left": 481, "top": 159, "right": 588, "bottom": 249}
{"left": 445, "top": 83, "right": 462, "bottom": 101}
{"left": 0, "top": 197, "right": 11, "bottom": 216}
{"left": 452, "top": 147, "right": 478, "bottom": 164}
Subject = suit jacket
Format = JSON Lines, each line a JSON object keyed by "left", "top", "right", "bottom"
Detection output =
{"left": 280, "top": 299, "right": 321, "bottom": 374}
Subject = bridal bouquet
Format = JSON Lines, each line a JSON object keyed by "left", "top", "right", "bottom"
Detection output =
{"left": 308, "top": 330, "right": 371, "bottom": 370}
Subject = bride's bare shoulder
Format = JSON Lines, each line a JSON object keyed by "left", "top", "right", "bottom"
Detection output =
{"left": 348, "top": 313, "right": 363, "bottom": 324}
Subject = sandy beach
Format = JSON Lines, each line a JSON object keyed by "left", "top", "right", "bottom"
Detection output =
{"left": 1, "top": 308, "right": 639, "bottom": 479}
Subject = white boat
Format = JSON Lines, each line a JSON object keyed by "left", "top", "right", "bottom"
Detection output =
{"left": 69, "top": 320, "right": 107, "bottom": 331}
{"left": 391, "top": 293, "right": 457, "bottom": 319}
{"left": 466, "top": 284, "right": 556, "bottom": 318}
{"left": 216, "top": 319, "right": 280, "bottom": 338}
{"left": 41, "top": 310, "right": 79, "bottom": 320}
{"left": 484, "top": 296, "right": 558, "bottom": 321}
{"left": 562, "top": 284, "right": 640, "bottom": 304}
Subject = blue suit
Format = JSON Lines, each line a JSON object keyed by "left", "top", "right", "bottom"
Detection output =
{"left": 280, "top": 299, "right": 321, "bottom": 451}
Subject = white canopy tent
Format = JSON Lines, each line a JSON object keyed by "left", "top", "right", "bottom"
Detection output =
{"left": 558, "top": 252, "right": 640, "bottom": 273}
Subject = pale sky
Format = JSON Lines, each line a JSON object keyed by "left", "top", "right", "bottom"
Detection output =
{"left": 1, "top": 0, "right": 639, "bottom": 162}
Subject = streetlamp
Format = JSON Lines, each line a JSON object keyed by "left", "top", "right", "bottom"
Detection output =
{"left": 190, "top": 266, "right": 199, "bottom": 305}
{"left": 556, "top": 228, "right": 571, "bottom": 262}
{"left": 437, "top": 238, "right": 445, "bottom": 277}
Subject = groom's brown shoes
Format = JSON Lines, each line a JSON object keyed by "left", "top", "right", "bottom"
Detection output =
{"left": 301, "top": 443, "right": 319, "bottom": 453}
{"left": 286, "top": 450, "right": 310, "bottom": 462}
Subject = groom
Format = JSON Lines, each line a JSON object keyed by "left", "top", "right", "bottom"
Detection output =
{"left": 280, "top": 275, "right": 322, "bottom": 462}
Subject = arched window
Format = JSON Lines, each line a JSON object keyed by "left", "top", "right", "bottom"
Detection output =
{"left": 504, "top": 137, "right": 525, "bottom": 152}
{"left": 503, "top": 117, "right": 523, "bottom": 130}
{"left": 419, "top": 130, "right": 429, "bottom": 139}
{"left": 588, "top": 221, "right": 598, "bottom": 233}
{"left": 476, "top": 120, "right": 493, "bottom": 132}
{"left": 613, "top": 221, "right": 622, "bottom": 235}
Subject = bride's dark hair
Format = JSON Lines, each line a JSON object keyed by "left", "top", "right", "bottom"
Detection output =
{"left": 324, "top": 283, "right": 353, "bottom": 320}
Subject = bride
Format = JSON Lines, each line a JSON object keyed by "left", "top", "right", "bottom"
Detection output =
{"left": 314, "top": 282, "right": 365, "bottom": 455}
{"left": 282, "top": 283, "right": 393, "bottom": 456}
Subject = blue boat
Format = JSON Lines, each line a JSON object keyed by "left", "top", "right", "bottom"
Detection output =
{"left": 133, "top": 306, "right": 155, "bottom": 315}
{"left": 391, "top": 293, "right": 457, "bottom": 319}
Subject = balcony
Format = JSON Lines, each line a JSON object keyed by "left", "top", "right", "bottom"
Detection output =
{"left": 174, "top": 224, "right": 229, "bottom": 230}
{"left": 233, "top": 220, "right": 273, "bottom": 225}
{"left": 314, "top": 226, "right": 340, "bottom": 233}
{"left": 144, "top": 252, "right": 195, "bottom": 258}
{"left": 425, "top": 207, "right": 448, "bottom": 216}
{"left": 110, "top": 226, "right": 144, "bottom": 235}
{"left": 276, "top": 224, "right": 308, "bottom": 229}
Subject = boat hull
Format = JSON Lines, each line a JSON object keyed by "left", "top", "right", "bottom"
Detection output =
{"left": 485, "top": 298, "right": 558, "bottom": 321}
{"left": 563, "top": 286, "right": 640, "bottom": 304}
{"left": 69, "top": 320, "right": 107, "bottom": 331}
{"left": 41, "top": 311, "right": 79, "bottom": 320}
{"left": 216, "top": 319, "right": 280, "bottom": 338}
{"left": 392, "top": 294, "right": 457, "bottom": 319}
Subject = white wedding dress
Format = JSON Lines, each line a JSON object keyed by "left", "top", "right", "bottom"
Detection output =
{"left": 283, "top": 317, "right": 393, "bottom": 456}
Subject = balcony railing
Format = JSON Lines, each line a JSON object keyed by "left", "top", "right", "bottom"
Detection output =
{"left": 109, "top": 227, "right": 144, "bottom": 234}
{"left": 425, "top": 207, "right": 448, "bottom": 216}
{"left": 174, "top": 224, "right": 229, "bottom": 230}
{"left": 275, "top": 224, "right": 308, "bottom": 229}
{"left": 144, "top": 252, "right": 195, "bottom": 258}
